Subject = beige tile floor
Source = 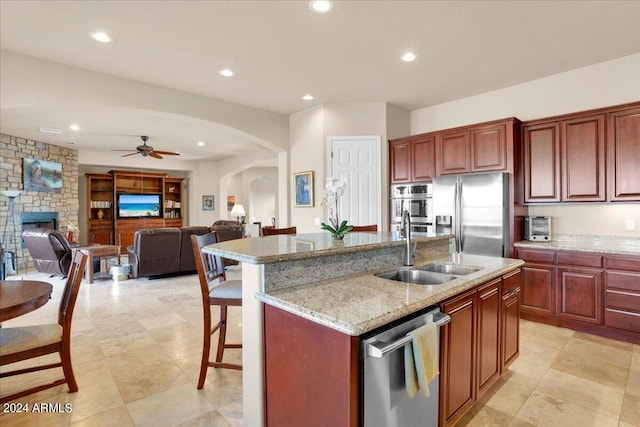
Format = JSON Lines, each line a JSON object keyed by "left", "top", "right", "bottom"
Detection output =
{"left": 1, "top": 268, "right": 639, "bottom": 427}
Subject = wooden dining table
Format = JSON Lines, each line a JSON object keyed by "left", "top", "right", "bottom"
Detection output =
{"left": 0, "top": 280, "right": 53, "bottom": 322}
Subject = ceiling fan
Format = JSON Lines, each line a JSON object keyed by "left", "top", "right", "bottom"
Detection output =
{"left": 115, "top": 136, "right": 180, "bottom": 159}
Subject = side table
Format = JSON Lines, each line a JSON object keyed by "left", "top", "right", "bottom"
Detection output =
{"left": 73, "top": 245, "right": 121, "bottom": 284}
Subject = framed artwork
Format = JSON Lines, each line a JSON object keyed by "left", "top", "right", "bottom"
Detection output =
{"left": 23, "top": 158, "right": 63, "bottom": 193}
{"left": 202, "top": 195, "right": 215, "bottom": 211}
{"left": 227, "top": 195, "right": 235, "bottom": 211}
{"left": 294, "top": 171, "right": 314, "bottom": 207}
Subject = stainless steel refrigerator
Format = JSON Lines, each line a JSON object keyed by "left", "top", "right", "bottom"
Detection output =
{"left": 432, "top": 171, "right": 509, "bottom": 257}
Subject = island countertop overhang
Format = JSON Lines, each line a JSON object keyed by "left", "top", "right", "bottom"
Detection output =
{"left": 201, "top": 231, "right": 453, "bottom": 264}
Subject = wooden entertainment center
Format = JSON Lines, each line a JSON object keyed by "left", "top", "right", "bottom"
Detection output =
{"left": 85, "top": 170, "right": 184, "bottom": 250}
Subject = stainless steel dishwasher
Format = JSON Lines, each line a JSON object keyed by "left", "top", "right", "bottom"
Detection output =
{"left": 361, "top": 305, "right": 450, "bottom": 427}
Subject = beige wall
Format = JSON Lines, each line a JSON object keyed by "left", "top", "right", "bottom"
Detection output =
{"left": 289, "top": 102, "right": 410, "bottom": 233}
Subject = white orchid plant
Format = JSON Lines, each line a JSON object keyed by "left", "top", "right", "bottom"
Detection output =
{"left": 321, "top": 176, "right": 353, "bottom": 239}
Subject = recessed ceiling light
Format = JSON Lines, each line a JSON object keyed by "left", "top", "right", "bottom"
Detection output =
{"left": 310, "top": 1, "right": 333, "bottom": 13}
{"left": 69, "top": 124, "right": 80, "bottom": 131}
{"left": 401, "top": 52, "right": 417, "bottom": 62}
{"left": 220, "top": 69, "right": 234, "bottom": 77}
{"left": 197, "top": 141, "right": 205, "bottom": 146}
{"left": 90, "top": 31, "right": 111, "bottom": 43}
{"left": 39, "top": 127, "right": 62, "bottom": 134}
{"left": 302, "top": 94, "right": 314, "bottom": 101}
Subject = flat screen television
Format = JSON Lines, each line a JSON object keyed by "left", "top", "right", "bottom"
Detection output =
{"left": 117, "top": 193, "right": 161, "bottom": 218}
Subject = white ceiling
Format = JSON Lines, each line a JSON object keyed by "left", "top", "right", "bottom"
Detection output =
{"left": 1, "top": 0, "right": 639, "bottom": 161}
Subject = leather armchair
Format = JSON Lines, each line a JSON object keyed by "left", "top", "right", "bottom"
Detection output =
{"left": 22, "top": 228, "right": 74, "bottom": 277}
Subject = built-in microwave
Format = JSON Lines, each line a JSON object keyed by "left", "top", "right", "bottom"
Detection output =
{"left": 524, "top": 216, "right": 551, "bottom": 241}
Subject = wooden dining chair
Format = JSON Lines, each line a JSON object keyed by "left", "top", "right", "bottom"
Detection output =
{"left": 191, "top": 232, "right": 243, "bottom": 389}
{"left": 350, "top": 224, "right": 378, "bottom": 232}
{"left": 0, "top": 250, "right": 87, "bottom": 403}
{"left": 262, "top": 226, "right": 297, "bottom": 236}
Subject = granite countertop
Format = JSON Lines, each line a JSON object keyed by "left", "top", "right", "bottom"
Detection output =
{"left": 514, "top": 234, "right": 640, "bottom": 256}
{"left": 256, "top": 253, "right": 524, "bottom": 336}
{"left": 204, "top": 232, "right": 452, "bottom": 264}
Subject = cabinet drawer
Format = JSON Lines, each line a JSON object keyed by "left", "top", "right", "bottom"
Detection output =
{"left": 606, "top": 271, "right": 640, "bottom": 292}
{"left": 606, "top": 255, "right": 640, "bottom": 272}
{"left": 557, "top": 252, "right": 604, "bottom": 268}
{"left": 516, "top": 248, "right": 556, "bottom": 264}
{"left": 606, "top": 289, "right": 640, "bottom": 312}
{"left": 605, "top": 308, "right": 640, "bottom": 333}
{"left": 502, "top": 269, "right": 521, "bottom": 295}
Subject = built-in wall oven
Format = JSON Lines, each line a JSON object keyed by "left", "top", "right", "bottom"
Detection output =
{"left": 390, "top": 183, "right": 433, "bottom": 233}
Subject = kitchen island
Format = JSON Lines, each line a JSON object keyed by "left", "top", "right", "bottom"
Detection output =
{"left": 203, "top": 232, "right": 524, "bottom": 426}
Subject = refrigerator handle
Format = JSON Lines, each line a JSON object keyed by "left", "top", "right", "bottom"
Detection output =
{"left": 454, "top": 183, "right": 461, "bottom": 253}
{"left": 458, "top": 182, "right": 463, "bottom": 253}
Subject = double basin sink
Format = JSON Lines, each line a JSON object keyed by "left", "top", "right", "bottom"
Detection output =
{"left": 376, "top": 262, "right": 482, "bottom": 286}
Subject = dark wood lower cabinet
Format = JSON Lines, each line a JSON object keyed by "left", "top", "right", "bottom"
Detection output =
{"left": 477, "top": 279, "right": 501, "bottom": 397}
{"left": 439, "top": 269, "right": 521, "bottom": 427}
{"left": 517, "top": 248, "right": 640, "bottom": 344}
{"left": 557, "top": 267, "right": 603, "bottom": 325}
{"left": 440, "top": 289, "right": 477, "bottom": 427}
{"left": 520, "top": 263, "right": 555, "bottom": 319}
{"left": 501, "top": 270, "right": 521, "bottom": 370}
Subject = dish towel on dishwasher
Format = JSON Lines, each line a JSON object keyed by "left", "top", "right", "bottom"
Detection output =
{"left": 404, "top": 322, "right": 439, "bottom": 398}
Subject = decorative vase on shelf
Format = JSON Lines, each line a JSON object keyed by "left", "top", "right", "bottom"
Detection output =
{"left": 97, "top": 209, "right": 104, "bottom": 219}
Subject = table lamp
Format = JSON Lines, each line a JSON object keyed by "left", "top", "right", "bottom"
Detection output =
{"left": 230, "top": 204, "right": 246, "bottom": 224}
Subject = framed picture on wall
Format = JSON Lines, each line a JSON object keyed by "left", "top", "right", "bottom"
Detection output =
{"left": 202, "top": 195, "right": 215, "bottom": 211}
{"left": 227, "top": 195, "right": 235, "bottom": 211}
{"left": 294, "top": 171, "right": 314, "bottom": 207}
{"left": 23, "top": 158, "right": 62, "bottom": 193}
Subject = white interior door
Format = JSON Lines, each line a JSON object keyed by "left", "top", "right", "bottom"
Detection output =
{"left": 328, "top": 136, "right": 381, "bottom": 228}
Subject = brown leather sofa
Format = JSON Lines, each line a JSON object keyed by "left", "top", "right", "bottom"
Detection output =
{"left": 22, "top": 228, "right": 75, "bottom": 277}
{"left": 127, "top": 224, "right": 242, "bottom": 278}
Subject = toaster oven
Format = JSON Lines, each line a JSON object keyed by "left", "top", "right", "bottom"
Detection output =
{"left": 524, "top": 216, "right": 551, "bottom": 241}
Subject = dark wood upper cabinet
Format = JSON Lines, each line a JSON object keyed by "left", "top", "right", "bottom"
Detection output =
{"left": 389, "top": 135, "right": 436, "bottom": 183}
{"left": 523, "top": 121, "right": 561, "bottom": 202}
{"left": 389, "top": 139, "right": 412, "bottom": 183}
{"left": 471, "top": 123, "right": 507, "bottom": 172}
{"left": 608, "top": 105, "right": 640, "bottom": 201}
{"left": 562, "top": 114, "right": 606, "bottom": 201}
{"left": 412, "top": 134, "right": 436, "bottom": 181}
{"left": 437, "top": 130, "right": 471, "bottom": 175}
{"left": 520, "top": 102, "right": 640, "bottom": 203}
